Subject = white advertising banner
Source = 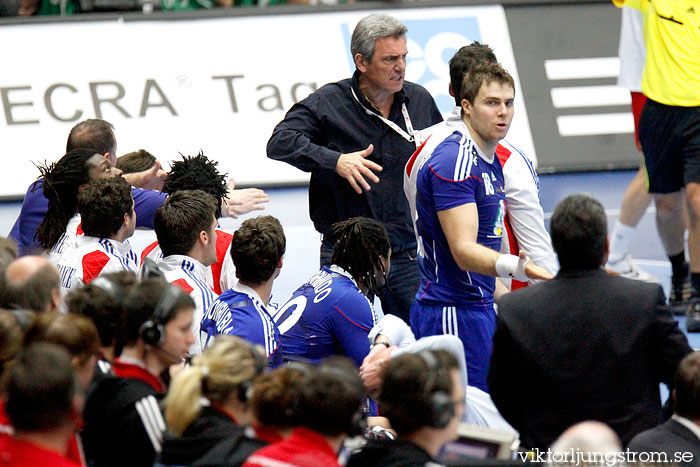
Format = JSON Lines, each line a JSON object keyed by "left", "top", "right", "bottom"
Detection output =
{"left": 0, "top": 6, "right": 534, "bottom": 198}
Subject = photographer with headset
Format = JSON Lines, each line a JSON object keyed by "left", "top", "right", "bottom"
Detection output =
{"left": 348, "top": 350, "right": 464, "bottom": 466}
{"left": 157, "top": 335, "right": 267, "bottom": 466}
{"left": 81, "top": 278, "right": 195, "bottom": 467}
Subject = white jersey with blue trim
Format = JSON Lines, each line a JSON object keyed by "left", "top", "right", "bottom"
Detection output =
{"left": 201, "top": 282, "right": 282, "bottom": 367}
{"left": 496, "top": 139, "right": 558, "bottom": 279}
{"left": 156, "top": 254, "right": 218, "bottom": 355}
{"left": 406, "top": 107, "right": 557, "bottom": 283}
{"left": 273, "top": 265, "right": 378, "bottom": 367}
{"left": 415, "top": 130, "right": 506, "bottom": 305}
{"left": 140, "top": 228, "right": 237, "bottom": 296}
{"left": 55, "top": 234, "right": 137, "bottom": 296}
{"left": 48, "top": 214, "right": 82, "bottom": 265}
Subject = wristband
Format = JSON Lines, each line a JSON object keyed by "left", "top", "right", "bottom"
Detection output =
{"left": 495, "top": 254, "right": 529, "bottom": 282}
{"left": 370, "top": 341, "right": 391, "bottom": 350}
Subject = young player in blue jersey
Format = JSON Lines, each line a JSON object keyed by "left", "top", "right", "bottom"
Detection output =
{"left": 273, "top": 217, "right": 390, "bottom": 368}
{"left": 412, "top": 63, "right": 552, "bottom": 392}
{"left": 201, "top": 216, "right": 285, "bottom": 367}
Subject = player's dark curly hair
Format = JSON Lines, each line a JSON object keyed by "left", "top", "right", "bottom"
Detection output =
{"left": 331, "top": 217, "right": 390, "bottom": 295}
{"left": 163, "top": 151, "right": 228, "bottom": 218}
{"left": 230, "top": 216, "right": 285, "bottom": 285}
{"left": 35, "top": 148, "right": 101, "bottom": 250}
{"left": 77, "top": 177, "right": 133, "bottom": 239}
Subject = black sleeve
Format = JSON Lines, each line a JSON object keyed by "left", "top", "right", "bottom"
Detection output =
{"left": 266, "top": 97, "right": 342, "bottom": 173}
{"left": 649, "top": 284, "right": 693, "bottom": 387}
{"left": 487, "top": 308, "right": 527, "bottom": 432}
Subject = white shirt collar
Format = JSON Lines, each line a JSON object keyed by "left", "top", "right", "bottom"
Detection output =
{"left": 447, "top": 105, "right": 495, "bottom": 164}
{"left": 446, "top": 105, "right": 462, "bottom": 124}
{"left": 232, "top": 281, "right": 267, "bottom": 308}
{"left": 672, "top": 415, "right": 700, "bottom": 440}
{"left": 77, "top": 235, "right": 133, "bottom": 255}
{"left": 159, "top": 254, "right": 208, "bottom": 280}
{"left": 329, "top": 264, "right": 359, "bottom": 287}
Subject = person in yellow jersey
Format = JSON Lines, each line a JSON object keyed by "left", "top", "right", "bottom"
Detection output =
{"left": 613, "top": 0, "right": 700, "bottom": 331}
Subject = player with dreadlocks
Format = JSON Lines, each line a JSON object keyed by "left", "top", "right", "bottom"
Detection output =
{"left": 273, "top": 216, "right": 390, "bottom": 368}
{"left": 140, "top": 151, "right": 235, "bottom": 294}
{"left": 36, "top": 148, "right": 123, "bottom": 260}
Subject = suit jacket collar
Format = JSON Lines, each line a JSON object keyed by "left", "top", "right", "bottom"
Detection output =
{"left": 556, "top": 267, "right": 607, "bottom": 279}
{"left": 671, "top": 415, "right": 700, "bottom": 442}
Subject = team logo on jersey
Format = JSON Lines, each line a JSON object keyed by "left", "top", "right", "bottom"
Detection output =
{"left": 471, "top": 146, "right": 479, "bottom": 167}
{"left": 492, "top": 199, "right": 506, "bottom": 237}
{"left": 342, "top": 17, "right": 482, "bottom": 113}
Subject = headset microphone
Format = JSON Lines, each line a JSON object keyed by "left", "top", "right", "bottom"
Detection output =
{"left": 139, "top": 284, "right": 189, "bottom": 361}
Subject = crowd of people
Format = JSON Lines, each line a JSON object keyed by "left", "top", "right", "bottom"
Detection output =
{"left": 0, "top": 6, "right": 698, "bottom": 466}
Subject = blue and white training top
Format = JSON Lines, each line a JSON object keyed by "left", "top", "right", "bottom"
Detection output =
{"left": 415, "top": 131, "right": 506, "bottom": 306}
{"left": 202, "top": 282, "right": 282, "bottom": 368}
{"left": 273, "top": 265, "right": 379, "bottom": 367}
{"left": 157, "top": 254, "right": 218, "bottom": 355}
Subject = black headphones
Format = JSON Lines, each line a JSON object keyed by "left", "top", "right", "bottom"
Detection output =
{"left": 236, "top": 344, "right": 268, "bottom": 403}
{"left": 139, "top": 284, "right": 185, "bottom": 347}
{"left": 140, "top": 257, "right": 164, "bottom": 282}
{"left": 417, "top": 350, "right": 456, "bottom": 429}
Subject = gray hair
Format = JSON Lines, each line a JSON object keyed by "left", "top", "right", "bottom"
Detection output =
{"left": 350, "top": 14, "right": 407, "bottom": 63}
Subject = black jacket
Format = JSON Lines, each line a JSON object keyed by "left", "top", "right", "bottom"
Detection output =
{"left": 82, "top": 375, "right": 165, "bottom": 467}
{"left": 347, "top": 439, "right": 438, "bottom": 467}
{"left": 267, "top": 70, "right": 442, "bottom": 250}
{"left": 489, "top": 268, "right": 693, "bottom": 449}
{"left": 628, "top": 418, "right": 700, "bottom": 466}
{"left": 192, "top": 426, "right": 268, "bottom": 467}
{"left": 158, "top": 406, "right": 239, "bottom": 466}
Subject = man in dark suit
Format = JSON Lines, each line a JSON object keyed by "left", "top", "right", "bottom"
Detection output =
{"left": 488, "top": 193, "right": 692, "bottom": 449}
{"left": 628, "top": 351, "right": 700, "bottom": 463}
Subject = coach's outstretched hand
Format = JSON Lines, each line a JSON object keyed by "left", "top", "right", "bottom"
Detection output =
{"left": 336, "top": 144, "right": 383, "bottom": 194}
{"left": 222, "top": 179, "right": 270, "bottom": 218}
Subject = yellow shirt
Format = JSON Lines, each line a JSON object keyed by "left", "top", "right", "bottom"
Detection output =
{"left": 613, "top": 0, "right": 700, "bottom": 106}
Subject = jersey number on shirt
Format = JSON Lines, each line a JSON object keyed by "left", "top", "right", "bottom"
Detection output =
{"left": 273, "top": 295, "right": 307, "bottom": 334}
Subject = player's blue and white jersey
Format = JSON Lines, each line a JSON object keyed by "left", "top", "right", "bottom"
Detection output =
{"left": 415, "top": 131, "right": 506, "bottom": 306}
{"left": 157, "top": 254, "right": 218, "bottom": 355}
{"left": 272, "top": 265, "right": 379, "bottom": 367}
{"left": 201, "top": 282, "right": 282, "bottom": 367}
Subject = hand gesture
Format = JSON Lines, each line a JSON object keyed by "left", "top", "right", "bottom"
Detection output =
{"left": 359, "top": 343, "right": 393, "bottom": 398}
{"left": 335, "top": 144, "right": 383, "bottom": 194}
{"left": 123, "top": 160, "right": 168, "bottom": 191}
{"left": 222, "top": 179, "right": 269, "bottom": 218}
{"left": 521, "top": 250, "right": 554, "bottom": 281}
